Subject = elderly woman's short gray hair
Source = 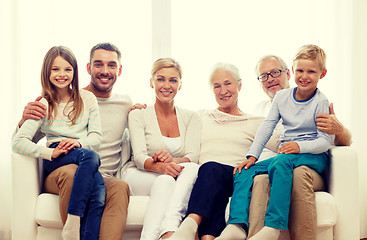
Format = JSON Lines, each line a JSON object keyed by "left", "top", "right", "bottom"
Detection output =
{"left": 208, "top": 63, "right": 242, "bottom": 87}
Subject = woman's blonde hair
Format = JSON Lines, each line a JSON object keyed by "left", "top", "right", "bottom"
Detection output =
{"left": 151, "top": 58, "right": 182, "bottom": 79}
{"left": 293, "top": 44, "right": 326, "bottom": 71}
{"left": 41, "top": 46, "right": 83, "bottom": 125}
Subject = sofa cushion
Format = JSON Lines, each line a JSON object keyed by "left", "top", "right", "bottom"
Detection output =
{"left": 315, "top": 191, "right": 337, "bottom": 227}
{"left": 35, "top": 193, "right": 149, "bottom": 230}
{"left": 125, "top": 196, "right": 149, "bottom": 230}
{"left": 35, "top": 193, "right": 62, "bottom": 229}
{"left": 35, "top": 191, "right": 337, "bottom": 230}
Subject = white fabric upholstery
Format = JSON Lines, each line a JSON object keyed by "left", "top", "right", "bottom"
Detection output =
{"left": 35, "top": 194, "right": 62, "bottom": 229}
{"left": 315, "top": 192, "right": 337, "bottom": 227}
{"left": 12, "top": 147, "right": 359, "bottom": 240}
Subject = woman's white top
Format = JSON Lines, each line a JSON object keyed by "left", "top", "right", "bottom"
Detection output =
{"left": 198, "top": 109, "right": 281, "bottom": 167}
{"left": 127, "top": 105, "right": 201, "bottom": 170}
{"left": 162, "top": 136, "right": 182, "bottom": 153}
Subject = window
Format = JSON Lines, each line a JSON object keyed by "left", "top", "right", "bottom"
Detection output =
{"left": 15, "top": 0, "right": 153, "bottom": 106}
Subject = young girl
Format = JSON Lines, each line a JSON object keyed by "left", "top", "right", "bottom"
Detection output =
{"left": 12, "top": 46, "right": 105, "bottom": 240}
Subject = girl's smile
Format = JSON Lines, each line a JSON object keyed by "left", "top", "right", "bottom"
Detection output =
{"left": 50, "top": 56, "right": 74, "bottom": 91}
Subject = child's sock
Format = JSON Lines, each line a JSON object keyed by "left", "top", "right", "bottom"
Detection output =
{"left": 169, "top": 217, "right": 198, "bottom": 240}
{"left": 62, "top": 214, "right": 80, "bottom": 240}
{"left": 215, "top": 223, "right": 247, "bottom": 240}
{"left": 248, "top": 226, "right": 281, "bottom": 240}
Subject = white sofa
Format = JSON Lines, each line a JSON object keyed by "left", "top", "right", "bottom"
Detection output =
{"left": 12, "top": 146, "right": 360, "bottom": 240}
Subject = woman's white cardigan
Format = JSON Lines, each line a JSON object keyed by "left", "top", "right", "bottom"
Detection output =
{"left": 127, "top": 105, "right": 201, "bottom": 170}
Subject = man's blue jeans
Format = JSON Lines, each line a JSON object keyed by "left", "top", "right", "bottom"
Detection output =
{"left": 228, "top": 153, "right": 328, "bottom": 230}
{"left": 44, "top": 142, "right": 106, "bottom": 240}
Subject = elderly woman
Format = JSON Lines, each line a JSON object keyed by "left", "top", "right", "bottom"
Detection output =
{"left": 170, "top": 63, "right": 281, "bottom": 240}
{"left": 122, "top": 58, "right": 201, "bottom": 240}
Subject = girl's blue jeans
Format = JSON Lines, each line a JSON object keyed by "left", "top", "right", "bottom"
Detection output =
{"left": 228, "top": 153, "right": 328, "bottom": 230}
{"left": 44, "top": 142, "right": 106, "bottom": 240}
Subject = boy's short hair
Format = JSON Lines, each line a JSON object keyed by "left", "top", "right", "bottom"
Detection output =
{"left": 293, "top": 44, "right": 326, "bottom": 71}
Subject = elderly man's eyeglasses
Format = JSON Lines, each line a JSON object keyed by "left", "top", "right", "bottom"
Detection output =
{"left": 257, "top": 69, "right": 287, "bottom": 82}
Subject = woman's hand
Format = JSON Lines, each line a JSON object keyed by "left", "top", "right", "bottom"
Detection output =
{"left": 153, "top": 150, "right": 173, "bottom": 163}
{"left": 159, "top": 162, "right": 184, "bottom": 178}
{"left": 233, "top": 156, "right": 256, "bottom": 175}
{"left": 58, "top": 138, "right": 81, "bottom": 151}
{"left": 278, "top": 141, "right": 300, "bottom": 154}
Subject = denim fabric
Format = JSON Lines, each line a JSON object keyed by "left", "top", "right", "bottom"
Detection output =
{"left": 80, "top": 171, "right": 105, "bottom": 240}
{"left": 228, "top": 153, "right": 328, "bottom": 230}
{"left": 44, "top": 142, "right": 105, "bottom": 240}
{"left": 187, "top": 162, "right": 234, "bottom": 238}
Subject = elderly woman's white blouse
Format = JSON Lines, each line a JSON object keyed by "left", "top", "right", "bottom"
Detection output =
{"left": 198, "top": 109, "right": 281, "bottom": 167}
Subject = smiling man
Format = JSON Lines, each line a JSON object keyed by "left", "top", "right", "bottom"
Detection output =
{"left": 85, "top": 46, "right": 122, "bottom": 98}
{"left": 255, "top": 55, "right": 290, "bottom": 108}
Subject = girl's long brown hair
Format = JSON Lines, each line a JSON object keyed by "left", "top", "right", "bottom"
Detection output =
{"left": 41, "top": 46, "right": 83, "bottom": 124}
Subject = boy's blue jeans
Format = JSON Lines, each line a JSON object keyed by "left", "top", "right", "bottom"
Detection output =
{"left": 44, "top": 142, "right": 106, "bottom": 240}
{"left": 228, "top": 153, "right": 328, "bottom": 230}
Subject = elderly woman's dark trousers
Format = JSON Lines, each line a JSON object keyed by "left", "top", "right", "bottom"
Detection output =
{"left": 186, "top": 161, "right": 234, "bottom": 238}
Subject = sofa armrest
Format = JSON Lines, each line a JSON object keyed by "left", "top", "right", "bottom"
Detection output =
{"left": 329, "top": 146, "right": 359, "bottom": 240}
{"left": 12, "top": 152, "right": 41, "bottom": 240}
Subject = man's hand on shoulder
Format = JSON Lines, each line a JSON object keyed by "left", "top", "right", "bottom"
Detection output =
{"left": 316, "top": 103, "right": 343, "bottom": 135}
{"left": 316, "top": 103, "right": 352, "bottom": 146}
{"left": 18, "top": 96, "right": 47, "bottom": 128}
{"left": 129, "top": 103, "right": 147, "bottom": 113}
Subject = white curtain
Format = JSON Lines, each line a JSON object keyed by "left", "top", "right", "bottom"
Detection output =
{"left": 1, "top": 0, "right": 366, "bottom": 239}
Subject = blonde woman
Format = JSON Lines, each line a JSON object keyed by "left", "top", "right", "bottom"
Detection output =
{"left": 122, "top": 58, "right": 201, "bottom": 240}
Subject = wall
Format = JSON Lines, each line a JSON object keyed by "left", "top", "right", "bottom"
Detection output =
{"left": 0, "top": 0, "right": 16, "bottom": 238}
{"left": 352, "top": 0, "right": 367, "bottom": 237}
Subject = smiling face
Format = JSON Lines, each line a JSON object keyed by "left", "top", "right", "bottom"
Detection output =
{"left": 49, "top": 56, "right": 74, "bottom": 91}
{"left": 258, "top": 57, "right": 290, "bottom": 100}
{"left": 150, "top": 67, "right": 182, "bottom": 104}
{"left": 87, "top": 49, "right": 122, "bottom": 97}
{"left": 211, "top": 70, "right": 242, "bottom": 113}
{"left": 292, "top": 59, "right": 327, "bottom": 100}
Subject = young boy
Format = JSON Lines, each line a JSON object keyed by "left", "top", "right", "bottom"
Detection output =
{"left": 216, "top": 44, "right": 332, "bottom": 240}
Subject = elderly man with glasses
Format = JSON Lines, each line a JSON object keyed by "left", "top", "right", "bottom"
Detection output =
{"left": 246, "top": 55, "right": 352, "bottom": 240}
